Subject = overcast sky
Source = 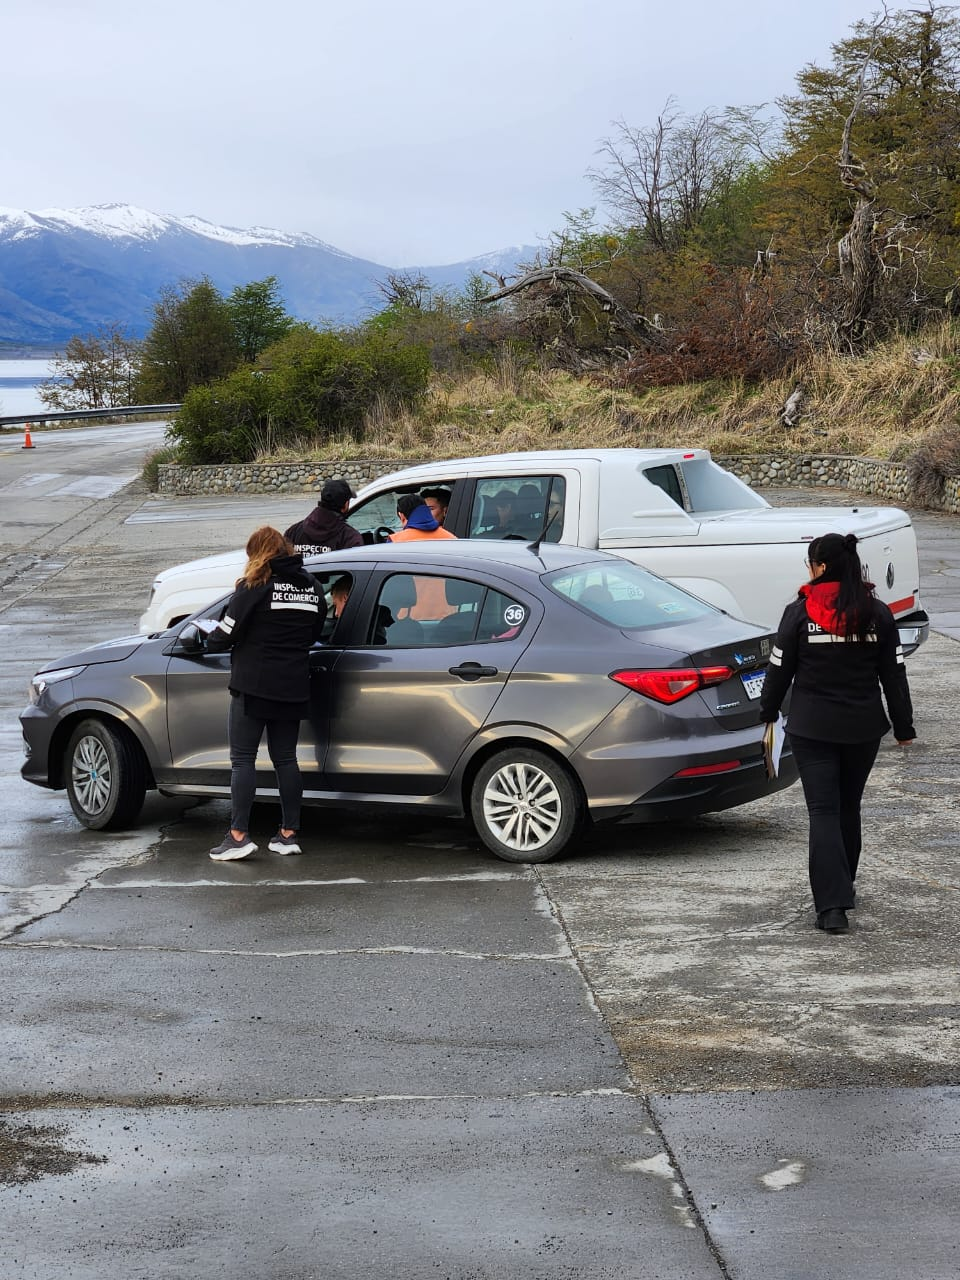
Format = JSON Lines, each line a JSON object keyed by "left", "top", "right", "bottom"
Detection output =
{"left": 8, "top": 0, "right": 881, "bottom": 265}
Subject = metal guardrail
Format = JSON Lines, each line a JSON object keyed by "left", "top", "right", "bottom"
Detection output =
{"left": 0, "top": 403, "right": 181, "bottom": 427}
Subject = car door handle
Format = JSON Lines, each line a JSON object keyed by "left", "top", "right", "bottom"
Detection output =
{"left": 449, "top": 663, "right": 498, "bottom": 681}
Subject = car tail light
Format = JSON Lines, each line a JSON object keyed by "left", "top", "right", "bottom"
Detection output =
{"left": 610, "top": 665, "right": 734, "bottom": 704}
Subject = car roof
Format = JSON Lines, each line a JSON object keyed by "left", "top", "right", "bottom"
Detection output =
{"left": 360, "top": 447, "right": 710, "bottom": 490}
{"left": 303, "top": 539, "right": 611, "bottom": 579}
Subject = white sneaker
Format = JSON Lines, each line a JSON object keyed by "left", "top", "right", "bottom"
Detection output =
{"left": 268, "top": 830, "right": 302, "bottom": 855}
{"left": 209, "top": 833, "right": 258, "bottom": 860}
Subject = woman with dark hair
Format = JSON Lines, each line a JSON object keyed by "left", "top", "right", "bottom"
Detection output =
{"left": 205, "top": 526, "right": 326, "bottom": 860}
{"left": 759, "top": 532, "right": 916, "bottom": 934}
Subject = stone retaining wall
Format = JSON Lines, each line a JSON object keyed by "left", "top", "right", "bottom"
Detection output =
{"left": 157, "top": 459, "right": 407, "bottom": 497}
{"left": 157, "top": 453, "right": 960, "bottom": 513}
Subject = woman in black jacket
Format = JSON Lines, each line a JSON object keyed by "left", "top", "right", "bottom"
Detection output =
{"left": 205, "top": 527, "right": 326, "bottom": 860}
{"left": 759, "top": 532, "right": 916, "bottom": 934}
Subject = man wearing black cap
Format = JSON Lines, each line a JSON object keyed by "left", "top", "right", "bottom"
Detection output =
{"left": 284, "top": 479, "right": 363, "bottom": 556}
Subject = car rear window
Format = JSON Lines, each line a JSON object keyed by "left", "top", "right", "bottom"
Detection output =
{"left": 544, "top": 562, "right": 715, "bottom": 630}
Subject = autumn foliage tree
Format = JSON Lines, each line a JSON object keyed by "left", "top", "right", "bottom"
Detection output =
{"left": 486, "top": 5, "right": 960, "bottom": 377}
{"left": 757, "top": 5, "right": 960, "bottom": 347}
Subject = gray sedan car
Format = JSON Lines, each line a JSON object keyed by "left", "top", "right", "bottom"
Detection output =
{"left": 21, "top": 541, "right": 796, "bottom": 863}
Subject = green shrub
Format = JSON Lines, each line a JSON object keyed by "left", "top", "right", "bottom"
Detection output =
{"left": 167, "top": 328, "right": 430, "bottom": 463}
{"left": 169, "top": 367, "right": 280, "bottom": 464}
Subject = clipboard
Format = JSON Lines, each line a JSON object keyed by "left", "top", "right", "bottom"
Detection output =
{"left": 762, "top": 715, "right": 786, "bottom": 779}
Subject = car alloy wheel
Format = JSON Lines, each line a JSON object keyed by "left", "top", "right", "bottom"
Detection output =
{"left": 65, "top": 718, "right": 149, "bottom": 831}
{"left": 72, "top": 732, "right": 113, "bottom": 816}
{"left": 470, "top": 747, "right": 583, "bottom": 863}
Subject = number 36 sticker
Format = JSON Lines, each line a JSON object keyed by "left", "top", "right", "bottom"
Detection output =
{"left": 503, "top": 604, "right": 526, "bottom": 626}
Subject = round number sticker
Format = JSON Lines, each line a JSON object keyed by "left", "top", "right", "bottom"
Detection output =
{"left": 503, "top": 604, "right": 526, "bottom": 626}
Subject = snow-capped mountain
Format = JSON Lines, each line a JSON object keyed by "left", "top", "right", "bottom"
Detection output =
{"left": 0, "top": 203, "right": 349, "bottom": 252}
{"left": 0, "top": 203, "right": 538, "bottom": 345}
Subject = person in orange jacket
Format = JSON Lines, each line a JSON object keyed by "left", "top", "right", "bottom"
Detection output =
{"left": 388, "top": 493, "right": 457, "bottom": 543}
{"left": 387, "top": 493, "right": 457, "bottom": 620}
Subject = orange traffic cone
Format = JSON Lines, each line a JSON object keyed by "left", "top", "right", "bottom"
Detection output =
{"left": 22, "top": 425, "right": 34, "bottom": 449}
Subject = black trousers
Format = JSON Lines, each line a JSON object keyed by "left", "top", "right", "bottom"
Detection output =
{"left": 787, "top": 734, "right": 882, "bottom": 914}
{"left": 228, "top": 695, "right": 302, "bottom": 834}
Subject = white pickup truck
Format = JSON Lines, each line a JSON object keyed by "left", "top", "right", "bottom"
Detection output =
{"left": 139, "top": 448, "right": 930, "bottom": 650}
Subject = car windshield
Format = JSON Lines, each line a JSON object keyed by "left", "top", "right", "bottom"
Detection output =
{"left": 543, "top": 562, "right": 715, "bottom": 630}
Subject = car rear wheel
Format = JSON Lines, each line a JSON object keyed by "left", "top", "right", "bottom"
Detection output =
{"left": 65, "top": 718, "right": 149, "bottom": 830}
{"left": 470, "top": 748, "right": 584, "bottom": 863}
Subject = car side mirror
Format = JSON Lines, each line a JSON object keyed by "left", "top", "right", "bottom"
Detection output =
{"left": 175, "top": 623, "right": 206, "bottom": 655}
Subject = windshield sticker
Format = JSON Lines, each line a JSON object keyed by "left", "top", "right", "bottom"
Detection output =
{"left": 657, "top": 602, "right": 687, "bottom": 614}
{"left": 503, "top": 604, "right": 526, "bottom": 626}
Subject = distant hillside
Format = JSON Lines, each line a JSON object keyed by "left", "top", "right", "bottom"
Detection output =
{"left": 0, "top": 204, "right": 538, "bottom": 345}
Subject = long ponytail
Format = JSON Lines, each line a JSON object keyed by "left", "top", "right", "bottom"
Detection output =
{"left": 807, "top": 531, "right": 877, "bottom": 640}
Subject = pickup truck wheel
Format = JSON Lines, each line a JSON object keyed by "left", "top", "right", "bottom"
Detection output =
{"left": 470, "top": 748, "right": 583, "bottom": 863}
{"left": 65, "top": 718, "right": 148, "bottom": 831}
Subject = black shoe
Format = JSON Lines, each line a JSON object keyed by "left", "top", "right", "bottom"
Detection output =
{"left": 816, "top": 908, "right": 849, "bottom": 933}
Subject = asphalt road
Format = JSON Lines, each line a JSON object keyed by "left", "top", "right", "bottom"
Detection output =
{"left": 1, "top": 430, "right": 958, "bottom": 1279}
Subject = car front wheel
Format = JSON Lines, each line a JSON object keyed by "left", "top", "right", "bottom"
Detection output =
{"left": 65, "top": 718, "right": 149, "bottom": 830}
{"left": 470, "top": 748, "right": 584, "bottom": 863}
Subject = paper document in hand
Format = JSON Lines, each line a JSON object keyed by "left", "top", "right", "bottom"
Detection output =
{"left": 194, "top": 617, "right": 221, "bottom": 634}
{"left": 762, "top": 715, "right": 786, "bottom": 778}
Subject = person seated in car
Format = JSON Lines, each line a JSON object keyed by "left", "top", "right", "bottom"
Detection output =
{"left": 387, "top": 494, "right": 457, "bottom": 622}
{"left": 330, "top": 576, "right": 352, "bottom": 617}
{"left": 328, "top": 574, "right": 393, "bottom": 642}
{"left": 388, "top": 493, "right": 457, "bottom": 543}
{"left": 421, "top": 487, "right": 452, "bottom": 528}
{"left": 480, "top": 490, "right": 527, "bottom": 539}
{"left": 284, "top": 479, "right": 363, "bottom": 556}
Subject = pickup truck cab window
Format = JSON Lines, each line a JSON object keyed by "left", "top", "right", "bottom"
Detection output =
{"left": 469, "top": 476, "right": 565, "bottom": 541}
{"left": 642, "top": 464, "right": 687, "bottom": 510}
{"left": 350, "top": 481, "right": 460, "bottom": 541}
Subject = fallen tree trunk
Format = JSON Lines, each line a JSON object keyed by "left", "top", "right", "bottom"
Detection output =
{"left": 480, "top": 267, "right": 666, "bottom": 347}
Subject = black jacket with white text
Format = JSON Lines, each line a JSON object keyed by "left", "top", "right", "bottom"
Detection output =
{"left": 283, "top": 505, "right": 363, "bottom": 557}
{"left": 759, "top": 587, "right": 915, "bottom": 743}
{"left": 206, "top": 554, "right": 326, "bottom": 703}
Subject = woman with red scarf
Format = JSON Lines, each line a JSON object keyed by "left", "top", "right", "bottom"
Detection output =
{"left": 759, "top": 532, "right": 916, "bottom": 934}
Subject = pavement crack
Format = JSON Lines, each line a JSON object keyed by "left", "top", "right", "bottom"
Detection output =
{"left": 0, "top": 939, "right": 576, "bottom": 962}
{"left": 1, "top": 883, "right": 91, "bottom": 944}
{"left": 641, "top": 1101, "right": 734, "bottom": 1280}
{"left": 0, "top": 1085, "right": 637, "bottom": 1111}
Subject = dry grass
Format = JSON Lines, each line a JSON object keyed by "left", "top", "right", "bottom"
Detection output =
{"left": 257, "top": 323, "right": 960, "bottom": 465}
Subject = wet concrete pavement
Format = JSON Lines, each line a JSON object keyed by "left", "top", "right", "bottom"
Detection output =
{"left": 1, "top": 448, "right": 958, "bottom": 1278}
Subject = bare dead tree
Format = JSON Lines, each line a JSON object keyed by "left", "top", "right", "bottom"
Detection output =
{"left": 589, "top": 102, "right": 755, "bottom": 251}
{"left": 376, "top": 270, "right": 433, "bottom": 310}
{"left": 591, "top": 107, "right": 672, "bottom": 249}
{"left": 751, "top": 241, "right": 777, "bottom": 281}
{"left": 835, "top": 28, "right": 884, "bottom": 350}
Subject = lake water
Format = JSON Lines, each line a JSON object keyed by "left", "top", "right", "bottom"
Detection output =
{"left": 0, "top": 359, "right": 58, "bottom": 418}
